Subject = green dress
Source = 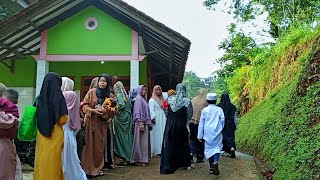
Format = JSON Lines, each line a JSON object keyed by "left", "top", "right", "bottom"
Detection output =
{"left": 113, "top": 92, "right": 133, "bottom": 161}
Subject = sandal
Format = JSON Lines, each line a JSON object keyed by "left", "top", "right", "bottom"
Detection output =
{"left": 99, "top": 171, "right": 104, "bottom": 176}
{"left": 209, "top": 168, "right": 214, "bottom": 174}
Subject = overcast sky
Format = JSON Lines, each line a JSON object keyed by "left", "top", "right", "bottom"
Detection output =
{"left": 125, "top": 0, "right": 232, "bottom": 77}
{"left": 123, "top": 0, "right": 271, "bottom": 78}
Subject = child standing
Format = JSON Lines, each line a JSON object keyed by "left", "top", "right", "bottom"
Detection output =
{"left": 197, "top": 93, "right": 225, "bottom": 175}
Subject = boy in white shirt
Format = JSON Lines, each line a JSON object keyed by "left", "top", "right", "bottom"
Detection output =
{"left": 197, "top": 93, "right": 225, "bottom": 175}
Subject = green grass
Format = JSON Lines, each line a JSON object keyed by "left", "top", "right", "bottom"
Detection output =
{"left": 236, "top": 49, "right": 320, "bottom": 179}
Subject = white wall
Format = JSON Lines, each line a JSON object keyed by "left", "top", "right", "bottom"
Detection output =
{"left": 7, "top": 87, "right": 35, "bottom": 121}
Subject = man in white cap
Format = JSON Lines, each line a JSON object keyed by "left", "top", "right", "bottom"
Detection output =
{"left": 197, "top": 93, "right": 225, "bottom": 175}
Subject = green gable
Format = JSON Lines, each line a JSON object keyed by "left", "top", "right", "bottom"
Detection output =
{"left": 47, "top": 6, "right": 132, "bottom": 55}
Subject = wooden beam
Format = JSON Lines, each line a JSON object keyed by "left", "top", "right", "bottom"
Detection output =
{"left": 142, "top": 49, "right": 161, "bottom": 55}
{"left": 11, "top": 59, "right": 16, "bottom": 73}
{"left": 0, "top": 42, "right": 24, "bottom": 58}
{"left": 28, "top": 20, "right": 41, "bottom": 31}
{"left": 0, "top": 59, "right": 16, "bottom": 73}
{"left": 151, "top": 72, "right": 169, "bottom": 77}
{"left": 178, "top": 45, "right": 189, "bottom": 82}
{"left": 0, "top": 32, "right": 40, "bottom": 60}
{"left": 169, "top": 41, "right": 174, "bottom": 86}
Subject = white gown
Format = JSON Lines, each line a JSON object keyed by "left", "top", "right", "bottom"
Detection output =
{"left": 62, "top": 119, "right": 87, "bottom": 180}
{"left": 149, "top": 98, "right": 167, "bottom": 156}
{"left": 197, "top": 104, "right": 225, "bottom": 159}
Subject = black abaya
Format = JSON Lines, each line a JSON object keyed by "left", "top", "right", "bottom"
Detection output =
{"left": 218, "top": 93, "right": 237, "bottom": 153}
{"left": 160, "top": 107, "right": 191, "bottom": 174}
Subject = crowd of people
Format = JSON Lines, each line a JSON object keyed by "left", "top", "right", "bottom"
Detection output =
{"left": 0, "top": 72, "right": 238, "bottom": 179}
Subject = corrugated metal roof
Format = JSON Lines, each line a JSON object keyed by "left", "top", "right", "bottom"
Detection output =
{"left": 0, "top": 0, "right": 191, "bottom": 89}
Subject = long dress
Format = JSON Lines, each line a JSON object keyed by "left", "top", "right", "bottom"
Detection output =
{"left": 34, "top": 115, "right": 68, "bottom": 180}
{"left": 81, "top": 89, "right": 108, "bottom": 176}
{"left": 62, "top": 118, "right": 87, "bottom": 180}
{"left": 160, "top": 106, "right": 192, "bottom": 174}
{"left": 130, "top": 122, "right": 151, "bottom": 163}
{"left": 0, "top": 111, "right": 18, "bottom": 180}
{"left": 222, "top": 114, "right": 237, "bottom": 153}
{"left": 149, "top": 98, "right": 166, "bottom": 156}
{"left": 113, "top": 94, "right": 133, "bottom": 161}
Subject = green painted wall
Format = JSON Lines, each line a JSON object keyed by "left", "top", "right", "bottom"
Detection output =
{"left": 0, "top": 57, "right": 36, "bottom": 87}
{"left": 47, "top": 6, "right": 132, "bottom": 55}
{"left": 49, "top": 59, "right": 147, "bottom": 90}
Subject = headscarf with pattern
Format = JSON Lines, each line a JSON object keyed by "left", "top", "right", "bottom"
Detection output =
{"left": 168, "top": 83, "right": 190, "bottom": 112}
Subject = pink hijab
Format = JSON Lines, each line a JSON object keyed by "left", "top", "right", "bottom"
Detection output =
{"left": 151, "top": 85, "right": 164, "bottom": 108}
{"left": 63, "top": 91, "right": 81, "bottom": 131}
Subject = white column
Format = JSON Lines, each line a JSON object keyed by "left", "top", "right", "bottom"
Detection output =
{"left": 35, "top": 60, "right": 49, "bottom": 97}
{"left": 130, "top": 60, "right": 139, "bottom": 90}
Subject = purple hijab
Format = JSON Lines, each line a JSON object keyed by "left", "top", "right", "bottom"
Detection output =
{"left": 63, "top": 91, "right": 81, "bottom": 131}
{"left": 132, "top": 85, "right": 152, "bottom": 125}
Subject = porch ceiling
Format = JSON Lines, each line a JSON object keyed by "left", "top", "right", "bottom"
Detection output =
{"left": 0, "top": 0, "right": 191, "bottom": 88}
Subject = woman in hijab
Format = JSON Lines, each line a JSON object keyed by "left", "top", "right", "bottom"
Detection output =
{"left": 81, "top": 74, "right": 114, "bottom": 177}
{"left": 89, "top": 77, "right": 99, "bottom": 89}
{"left": 190, "top": 88, "right": 208, "bottom": 163}
{"left": 160, "top": 83, "right": 194, "bottom": 174}
{"left": 77, "top": 77, "right": 98, "bottom": 161}
{"left": 149, "top": 85, "right": 166, "bottom": 157}
{"left": 62, "top": 91, "right": 86, "bottom": 179}
{"left": 130, "top": 85, "right": 152, "bottom": 166}
{"left": 61, "top": 77, "right": 74, "bottom": 92}
{"left": 34, "top": 72, "right": 68, "bottom": 180}
{"left": 112, "top": 81, "right": 132, "bottom": 165}
{"left": 217, "top": 93, "right": 237, "bottom": 158}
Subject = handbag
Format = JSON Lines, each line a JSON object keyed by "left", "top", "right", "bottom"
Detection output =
{"left": 18, "top": 98, "right": 38, "bottom": 141}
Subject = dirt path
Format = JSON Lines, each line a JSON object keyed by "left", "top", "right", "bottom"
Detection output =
{"left": 22, "top": 151, "right": 258, "bottom": 180}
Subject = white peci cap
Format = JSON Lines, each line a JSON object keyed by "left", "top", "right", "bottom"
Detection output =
{"left": 206, "top": 93, "right": 218, "bottom": 101}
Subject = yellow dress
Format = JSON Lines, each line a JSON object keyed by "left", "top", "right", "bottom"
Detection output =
{"left": 34, "top": 115, "right": 68, "bottom": 180}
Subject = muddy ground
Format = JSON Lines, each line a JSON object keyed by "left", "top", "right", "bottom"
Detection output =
{"left": 23, "top": 151, "right": 259, "bottom": 180}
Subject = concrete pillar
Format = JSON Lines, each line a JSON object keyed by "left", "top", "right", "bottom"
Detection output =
{"left": 130, "top": 60, "right": 139, "bottom": 90}
{"left": 35, "top": 60, "right": 49, "bottom": 97}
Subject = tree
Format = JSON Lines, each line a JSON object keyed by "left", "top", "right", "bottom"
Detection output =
{"left": 183, "top": 71, "right": 208, "bottom": 98}
{"left": 217, "top": 24, "right": 260, "bottom": 77}
{"left": 204, "top": 0, "right": 320, "bottom": 38}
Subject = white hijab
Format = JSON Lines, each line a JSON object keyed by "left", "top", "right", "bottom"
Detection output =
{"left": 61, "top": 77, "right": 74, "bottom": 92}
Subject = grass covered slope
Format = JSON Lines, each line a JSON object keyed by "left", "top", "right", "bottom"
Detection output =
{"left": 236, "top": 32, "right": 320, "bottom": 179}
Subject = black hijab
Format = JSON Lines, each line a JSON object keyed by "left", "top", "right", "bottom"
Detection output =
{"left": 96, "top": 74, "right": 111, "bottom": 105}
{"left": 36, "top": 72, "right": 68, "bottom": 137}
{"left": 218, "top": 93, "right": 237, "bottom": 120}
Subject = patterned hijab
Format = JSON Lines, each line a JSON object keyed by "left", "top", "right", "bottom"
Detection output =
{"left": 151, "top": 85, "right": 164, "bottom": 108}
{"left": 61, "top": 77, "right": 74, "bottom": 92}
{"left": 168, "top": 83, "right": 190, "bottom": 112}
{"left": 113, "top": 81, "right": 128, "bottom": 102}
